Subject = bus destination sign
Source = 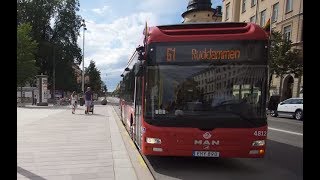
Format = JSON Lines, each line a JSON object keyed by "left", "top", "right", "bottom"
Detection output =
{"left": 155, "top": 41, "right": 266, "bottom": 63}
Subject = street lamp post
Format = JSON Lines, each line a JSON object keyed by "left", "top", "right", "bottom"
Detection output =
{"left": 53, "top": 45, "right": 55, "bottom": 101}
{"left": 107, "top": 73, "right": 108, "bottom": 98}
{"left": 81, "top": 19, "right": 87, "bottom": 93}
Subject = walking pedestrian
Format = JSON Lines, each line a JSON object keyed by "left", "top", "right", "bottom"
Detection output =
{"left": 71, "top": 91, "right": 78, "bottom": 114}
{"left": 32, "top": 91, "right": 35, "bottom": 105}
{"left": 84, "top": 87, "right": 93, "bottom": 114}
{"left": 34, "top": 94, "right": 37, "bottom": 105}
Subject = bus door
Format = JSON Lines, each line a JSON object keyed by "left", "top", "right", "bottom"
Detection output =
{"left": 134, "top": 76, "right": 143, "bottom": 149}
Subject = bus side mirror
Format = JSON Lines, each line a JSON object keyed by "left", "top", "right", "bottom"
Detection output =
{"left": 138, "top": 51, "right": 145, "bottom": 61}
{"left": 136, "top": 45, "right": 145, "bottom": 61}
{"left": 136, "top": 45, "right": 145, "bottom": 52}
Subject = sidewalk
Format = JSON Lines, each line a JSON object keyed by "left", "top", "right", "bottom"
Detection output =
{"left": 17, "top": 105, "right": 153, "bottom": 180}
{"left": 18, "top": 103, "right": 61, "bottom": 108}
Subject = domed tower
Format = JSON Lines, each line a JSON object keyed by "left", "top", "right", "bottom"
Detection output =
{"left": 182, "top": 0, "right": 222, "bottom": 23}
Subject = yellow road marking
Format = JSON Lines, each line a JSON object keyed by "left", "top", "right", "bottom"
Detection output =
{"left": 137, "top": 154, "right": 148, "bottom": 169}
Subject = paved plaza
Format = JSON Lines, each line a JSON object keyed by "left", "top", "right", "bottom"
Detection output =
{"left": 17, "top": 105, "right": 153, "bottom": 180}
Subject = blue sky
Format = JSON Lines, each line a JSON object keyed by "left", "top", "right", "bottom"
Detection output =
{"left": 78, "top": 0, "right": 222, "bottom": 92}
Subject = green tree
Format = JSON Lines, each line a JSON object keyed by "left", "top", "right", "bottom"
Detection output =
{"left": 17, "top": 0, "right": 82, "bottom": 95}
{"left": 103, "top": 84, "right": 108, "bottom": 93}
{"left": 17, "top": 23, "right": 39, "bottom": 102}
{"left": 100, "top": 81, "right": 108, "bottom": 96}
{"left": 269, "top": 31, "right": 303, "bottom": 97}
{"left": 85, "top": 60, "right": 103, "bottom": 93}
{"left": 54, "top": 60, "right": 79, "bottom": 92}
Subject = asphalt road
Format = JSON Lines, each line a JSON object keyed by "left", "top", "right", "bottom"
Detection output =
{"left": 108, "top": 97, "right": 303, "bottom": 180}
{"left": 144, "top": 139, "right": 302, "bottom": 180}
{"left": 267, "top": 116, "right": 303, "bottom": 148}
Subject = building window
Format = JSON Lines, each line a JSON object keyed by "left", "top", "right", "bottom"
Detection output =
{"left": 272, "top": 3, "right": 279, "bottom": 22}
{"left": 260, "top": 9, "right": 266, "bottom": 27}
{"left": 286, "top": 0, "right": 293, "bottom": 13}
{"left": 250, "top": 15, "right": 256, "bottom": 23}
{"left": 283, "top": 25, "right": 292, "bottom": 41}
{"left": 225, "top": 3, "right": 230, "bottom": 20}
{"left": 242, "top": 0, "right": 246, "bottom": 13}
{"left": 251, "top": 0, "right": 257, "bottom": 7}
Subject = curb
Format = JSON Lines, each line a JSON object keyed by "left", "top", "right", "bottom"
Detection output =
{"left": 111, "top": 106, "right": 155, "bottom": 180}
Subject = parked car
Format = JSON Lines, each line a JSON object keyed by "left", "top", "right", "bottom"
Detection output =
{"left": 101, "top": 98, "right": 108, "bottom": 105}
{"left": 270, "top": 97, "right": 303, "bottom": 120}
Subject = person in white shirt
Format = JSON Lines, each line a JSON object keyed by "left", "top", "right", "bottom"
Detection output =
{"left": 71, "top": 91, "right": 78, "bottom": 114}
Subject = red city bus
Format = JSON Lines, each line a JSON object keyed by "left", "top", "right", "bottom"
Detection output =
{"left": 119, "top": 22, "right": 269, "bottom": 158}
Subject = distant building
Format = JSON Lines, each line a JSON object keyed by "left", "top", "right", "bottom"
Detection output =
{"left": 72, "top": 63, "right": 90, "bottom": 84}
{"left": 222, "top": 0, "right": 303, "bottom": 100}
{"left": 72, "top": 64, "right": 82, "bottom": 84}
{"left": 182, "top": 0, "right": 222, "bottom": 23}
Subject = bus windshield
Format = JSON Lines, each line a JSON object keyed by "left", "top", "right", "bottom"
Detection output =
{"left": 145, "top": 64, "right": 267, "bottom": 128}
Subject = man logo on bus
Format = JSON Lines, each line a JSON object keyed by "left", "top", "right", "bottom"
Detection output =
{"left": 166, "top": 48, "right": 176, "bottom": 62}
{"left": 203, "top": 132, "right": 211, "bottom": 139}
{"left": 194, "top": 140, "right": 220, "bottom": 146}
{"left": 194, "top": 132, "right": 220, "bottom": 146}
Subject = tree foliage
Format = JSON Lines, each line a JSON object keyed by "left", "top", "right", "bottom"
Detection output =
{"left": 17, "top": 0, "right": 83, "bottom": 93}
{"left": 270, "top": 31, "right": 303, "bottom": 78}
{"left": 86, "top": 60, "right": 103, "bottom": 93}
{"left": 17, "top": 23, "right": 38, "bottom": 86}
{"left": 100, "top": 81, "right": 107, "bottom": 92}
{"left": 103, "top": 84, "right": 108, "bottom": 93}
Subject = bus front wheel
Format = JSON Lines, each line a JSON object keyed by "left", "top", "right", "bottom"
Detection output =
{"left": 270, "top": 110, "right": 278, "bottom": 117}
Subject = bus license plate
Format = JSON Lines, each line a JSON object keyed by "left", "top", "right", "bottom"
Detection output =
{"left": 193, "top": 151, "right": 220, "bottom": 157}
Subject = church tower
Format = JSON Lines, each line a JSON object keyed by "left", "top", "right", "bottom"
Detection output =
{"left": 182, "top": 0, "right": 222, "bottom": 23}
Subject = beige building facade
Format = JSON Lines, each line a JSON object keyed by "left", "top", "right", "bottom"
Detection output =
{"left": 183, "top": 10, "right": 222, "bottom": 23}
{"left": 222, "top": 0, "right": 303, "bottom": 100}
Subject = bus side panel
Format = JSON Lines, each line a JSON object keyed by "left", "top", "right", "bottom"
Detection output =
{"left": 121, "top": 100, "right": 134, "bottom": 133}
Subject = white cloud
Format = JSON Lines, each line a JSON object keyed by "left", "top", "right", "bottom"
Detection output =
{"left": 77, "top": 0, "right": 225, "bottom": 91}
{"left": 137, "top": 0, "right": 186, "bottom": 15}
{"left": 81, "top": 12, "right": 157, "bottom": 65}
{"left": 78, "top": 12, "right": 158, "bottom": 91}
{"left": 92, "top": 5, "right": 111, "bottom": 15}
{"left": 80, "top": 8, "right": 87, "bottom": 13}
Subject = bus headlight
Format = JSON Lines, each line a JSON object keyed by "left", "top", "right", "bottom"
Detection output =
{"left": 252, "top": 140, "right": 265, "bottom": 146}
{"left": 146, "top": 137, "right": 162, "bottom": 144}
